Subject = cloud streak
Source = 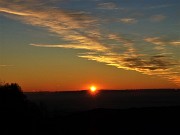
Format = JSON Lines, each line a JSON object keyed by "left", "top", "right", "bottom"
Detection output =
{"left": 0, "top": 65, "right": 14, "bottom": 67}
{"left": 97, "top": 2, "right": 118, "bottom": 10}
{"left": 145, "top": 37, "right": 180, "bottom": 46}
{"left": 150, "top": 14, "right": 166, "bottom": 22}
{"left": 30, "top": 43, "right": 107, "bottom": 51}
{"left": 147, "top": 4, "right": 173, "bottom": 9}
{"left": 117, "top": 18, "right": 137, "bottom": 24}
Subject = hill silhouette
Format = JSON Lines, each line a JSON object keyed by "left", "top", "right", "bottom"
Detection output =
{"left": 26, "top": 89, "right": 180, "bottom": 135}
{"left": 26, "top": 89, "right": 180, "bottom": 113}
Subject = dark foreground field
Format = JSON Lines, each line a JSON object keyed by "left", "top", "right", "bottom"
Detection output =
{"left": 1, "top": 88, "right": 180, "bottom": 135}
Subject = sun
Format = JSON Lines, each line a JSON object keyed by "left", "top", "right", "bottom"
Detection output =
{"left": 90, "top": 86, "right": 97, "bottom": 92}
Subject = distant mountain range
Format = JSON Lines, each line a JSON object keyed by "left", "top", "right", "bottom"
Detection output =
{"left": 25, "top": 89, "right": 180, "bottom": 114}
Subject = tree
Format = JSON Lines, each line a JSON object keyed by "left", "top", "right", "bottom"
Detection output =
{"left": 0, "top": 82, "right": 42, "bottom": 135}
{"left": 0, "top": 82, "right": 27, "bottom": 110}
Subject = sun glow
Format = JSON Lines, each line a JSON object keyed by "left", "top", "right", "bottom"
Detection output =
{"left": 90, "top": 86, "right": 97, "bottom": 92}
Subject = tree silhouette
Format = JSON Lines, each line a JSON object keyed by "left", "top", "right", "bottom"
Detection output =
{"left": 0, "top": 82, "right": 27, "bottom": 111}
{"left": 0, "top": 82, "right": 43, "bottom": 135}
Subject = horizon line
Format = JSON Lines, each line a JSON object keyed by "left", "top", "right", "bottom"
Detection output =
{"left": 24, "top": 88, "right": 180, "bottom": 93}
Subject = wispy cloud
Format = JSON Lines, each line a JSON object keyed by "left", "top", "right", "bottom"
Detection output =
{"left": 79, "top": 52, "right": 178, "bottom": 73}
{"left": 0, "top": 0, "right": 107, "bottom": 52}
{"left": 145, "top": 37, "right": 180, "bottom": 46}
{"left": 79, "top": 51, "right": 180, "bottom": 86}
{"left": 117, "top": 18, "right": 137, "bottom": 24}
{"left": 30, "top": 43, "right": 107, "bottom": 51}
{"left": 150, "top": 14, "right": 166, "bottom": 22}
{"left": 145, "top": 37, "right": 165, "bottom": 45}
{"left": 108, "top": 34, "right": 133, "bottom": 46}
{"left": 147, "top": 4, "right": 173, "bottom": 9}
{"left": 0, "top": 65, "right": 14, "bottom": 67}
{"left": 0, "top": 8, "right": 31, "bottom": 16}
{"left": 97, "top": 2, "right": 118, "bottom": 10}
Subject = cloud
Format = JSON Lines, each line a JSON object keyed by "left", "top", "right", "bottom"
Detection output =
{"left": 117, "top": 18, "right": 137, "bottom": 24}
{"left": 104, "top": 17, "right": 138, "bottom": 25}
{"left": 150, "top": 14, "right": 166, "bottom": 22}
{"left": 30, "top": 43, "right": 107, "bottom": 52}
{"left": 145, "top": 37, "right": 165, "bottom": 45}
{"left": 32, "top": 34, "right": 179, "bottom": 82}
{"left": 0, "top": 65, "right": 14, "bottom": 67}
{"left": 79, "top": 34, "right": 180, "bottom": 86}
{"left": 108, "top": 34, "right": 133, "bottom": 46}
{"left": 0, "top": 0, "right": 107, "bottom": 52}
{"left": 145, "top": 37, "right": 180, "bottom": 46}
{"left": 0, "top": 8, "right": 31, "bottom": 16}
{"left": 147, "top": 4, "right": 173, "bottom": 9}
{"left": 97, "top": 2, "right": 118, "bottom": 10}
{"left": 79, "top": 51, "right": 180, "bottom": 86}
{"left": 79, "top": 52, "right": 177, "bottom": 72}
{"left": 170, "top": 41, "right": 180, "bottom": 46}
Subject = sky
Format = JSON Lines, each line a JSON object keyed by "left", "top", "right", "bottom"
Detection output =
{"left": 0, "top": 0, "right": 179, "bottom": 91}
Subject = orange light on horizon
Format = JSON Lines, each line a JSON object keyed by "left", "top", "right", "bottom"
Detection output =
{"left": 90, "top": 86, "right": 97, "bottom": 92}
{"left": 89, "top": 85, "right": 99, "bottom": 95}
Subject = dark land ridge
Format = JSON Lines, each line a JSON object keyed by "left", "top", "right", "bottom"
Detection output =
{"left": 1, "top": 83, "right": 180, "bottom": 135}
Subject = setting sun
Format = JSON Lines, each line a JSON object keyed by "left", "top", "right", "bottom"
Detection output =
{"left": 90, "top": 86, "right": 97, "bottom": 92}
